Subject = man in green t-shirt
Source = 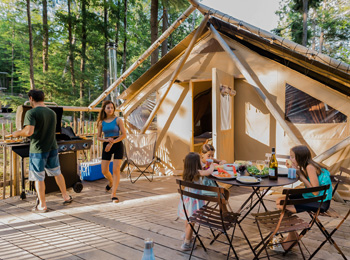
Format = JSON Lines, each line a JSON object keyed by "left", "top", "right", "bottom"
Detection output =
{"left": 12, "top": 89, "right": 73, "bottom": 212}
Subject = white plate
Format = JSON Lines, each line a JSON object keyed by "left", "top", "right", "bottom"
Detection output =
{"left": 212, "top": 170, "right": 237, "bottom": 179}
{"left": 236, "top": 176, "right": 260, "bottom": 184}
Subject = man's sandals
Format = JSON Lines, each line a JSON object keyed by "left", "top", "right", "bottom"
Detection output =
{"left": 63, "top": 195, "right": 73, "bottom": 205}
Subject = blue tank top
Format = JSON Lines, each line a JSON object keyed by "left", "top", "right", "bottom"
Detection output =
{"left": 302, "top": 168, "right": 333, "bottom": 202}
{"left": 102, "top": 117, "right": 120, "bottom": 137}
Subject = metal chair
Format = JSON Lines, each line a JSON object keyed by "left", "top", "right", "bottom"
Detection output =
{"left": 308, "top": 166, "right": 350, "bottom": 260}
{"left": 252, "top": 185, "right": 329, "bottom": 260}
{"left": 124, "top": 132, "right": 158, "bottom": 183}
{"left": 177, "top": 179, "right": 240, "bottom": 259}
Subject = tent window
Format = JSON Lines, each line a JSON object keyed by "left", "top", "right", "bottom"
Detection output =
{"left": 285, "top": 83, "right": 347, "bottom": 124}
{"left": 127, "top": 92, "right": 157, "bottom": 131}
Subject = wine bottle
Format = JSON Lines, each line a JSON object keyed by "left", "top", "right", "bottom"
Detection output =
{"left": 268, "top": 148, "right": 278, "bottom": 180}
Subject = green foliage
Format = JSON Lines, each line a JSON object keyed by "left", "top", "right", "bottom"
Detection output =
{"left": 275, "top": 0, "right": 350, "bottom": 63}
{"left": 0, "top": 94, "right": 27, "bottom": 112}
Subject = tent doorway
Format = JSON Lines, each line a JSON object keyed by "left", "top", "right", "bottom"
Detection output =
{"left": 191, "top": 80, "right": 212, "bottom": 153}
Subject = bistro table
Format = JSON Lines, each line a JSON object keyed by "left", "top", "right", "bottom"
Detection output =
{"left": 208, "top": 172, "right": 299, "bottom": 223}
{"left": 208, "top": 172, "right": 298, "bottom": 256}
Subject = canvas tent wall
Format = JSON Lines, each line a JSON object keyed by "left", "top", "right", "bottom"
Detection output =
{"left": 116, "top": 15, "right": 349, "bottom": 176}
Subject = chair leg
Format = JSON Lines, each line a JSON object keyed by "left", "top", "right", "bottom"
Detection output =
{"left": 190, "top": 224, "right": 207, "bottom": 252}
{"left": 238, "top": 222, "right": 256, "bottom": 258}
{"left": 225, "top": 223, "right": 239, "bottom": 260}
{"left": 309, "top": 218, "right": 348, "bottom": 260}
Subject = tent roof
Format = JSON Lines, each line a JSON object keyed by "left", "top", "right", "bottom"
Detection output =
{"left": 119, "top": 16, "right": 350, "bottom": 102}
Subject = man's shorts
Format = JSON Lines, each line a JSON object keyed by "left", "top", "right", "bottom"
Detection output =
{"left": 29, "top": 149, "right": 62, "bottom": 181}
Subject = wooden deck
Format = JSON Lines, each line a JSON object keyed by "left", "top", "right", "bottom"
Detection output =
{"left": 0, "top": 173, "right": 349, "bottom": 260}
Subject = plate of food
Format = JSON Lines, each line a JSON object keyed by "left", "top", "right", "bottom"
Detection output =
{"left": 247, "top": 165, "right": 269, "bottom": 178}
{"left": 236, "top": 176, "right": 261, "bottom": 184}
{"left": 212, "top": 168, "right": 238, "bottom": 179}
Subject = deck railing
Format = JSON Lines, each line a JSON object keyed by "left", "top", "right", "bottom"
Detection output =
{"left": 0, "top": 120, "right": 101, "bottom": 199}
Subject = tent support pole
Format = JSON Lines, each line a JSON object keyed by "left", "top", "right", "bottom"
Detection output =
{"left": 314, "top": 136, "right": 350, "bottom": 163}
{"left": 209, "top": 24, "right": 302, "bottom": 146}
{"left": 88, "top": 5, "right": 196, "bottom": 109}
{"left": 140, "top": 13, "right": 210, "bottom": 134}
{"left": 188, "top": 0, "right": 350, "bottom": 74}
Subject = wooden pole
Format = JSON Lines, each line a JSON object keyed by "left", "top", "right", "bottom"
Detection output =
{"left": 188, "top": 0, "right": 350, "bottom": 75}
{"left": 209, "top": 24, "right": 302, "bottom": 146}
{"left": 314, "top": 136, "right": 350, "bottom": 163}
{"left": 141, "top": 14, "right": 210, "bottom": 134}
{"left": 89, "top": 6, "right": 196, "bottom": 109}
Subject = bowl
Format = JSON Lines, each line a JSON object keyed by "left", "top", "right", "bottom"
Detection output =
{"left": 224, "top": 163, "right": 238, "bottom": 171}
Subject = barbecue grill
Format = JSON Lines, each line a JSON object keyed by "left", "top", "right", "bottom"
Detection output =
{"left": 3, "top": 103, "right": 92, "bottom": 199}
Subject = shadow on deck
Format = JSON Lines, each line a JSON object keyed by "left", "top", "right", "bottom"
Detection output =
{"left": 0, "top": 173, "right": 349, "bottom": 260}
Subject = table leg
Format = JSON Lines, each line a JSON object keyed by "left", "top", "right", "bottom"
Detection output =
{"left": 239, "top": 187, "right": 272, "bottom": 223}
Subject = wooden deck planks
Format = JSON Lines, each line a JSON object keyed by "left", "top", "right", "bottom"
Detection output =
{"left": 0, "top": 174, "right": 349, "bottom": 260}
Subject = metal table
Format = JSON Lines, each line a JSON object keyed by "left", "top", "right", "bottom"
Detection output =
{"left": 208, "top": 172, "right": 298, "bottom": 223}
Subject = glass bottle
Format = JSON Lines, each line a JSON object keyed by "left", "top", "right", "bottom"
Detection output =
{"left": 268, "top": 148, "right": 278, "bottom": 180}
{"left": 141, "top": 238, "right": 155, "bottom": 260}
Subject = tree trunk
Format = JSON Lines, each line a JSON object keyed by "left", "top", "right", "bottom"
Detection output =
{"left": 115, "top": 0, "right": 120, "bottom": 50}
{"left": 42, "top": 0, "right": 49, "bottom": 78}
{"left": 11, "top": 28, "right": 14, "bottom": 95}
{"left": 302, "top": 0, "right": 308, "bottom": 46}
{"left": 103, "top": 0, "right": 108, "bottom": 91}
{"left": 161, "top": 4, "right": 168, "bottom": 57}
{"left": 319, "top": 0, "right": 326, "bottom": 53}
{"left": 311, "top": 19, "right": 316, "bottom": 50}
{"left": 122, "top": 0, "right": 127, "bottom": 73}
{"left": 319, "top": 30, "right": 324, "bottom": 53}
{"left": 68, "top": 0, "right": 76, "bottom": 95}
{"left": 80, "top": 0, "right": 87, "bottom": 106}
{"left": 26, "top": 0, "right": 35, "bottom": 89}
{"left": 150, "top": 0, "right": 159, "bottom": 65}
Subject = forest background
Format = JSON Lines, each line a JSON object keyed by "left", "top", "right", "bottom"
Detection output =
{"left": 0, "top": 0, "right": 349, "bottom": 117}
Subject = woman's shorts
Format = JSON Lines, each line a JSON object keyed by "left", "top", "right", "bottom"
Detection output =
{"left": 102, "top": 141, "right": 124, "bottom": 160}
{"left": 290, "top": 193, "right": 330, "bottom": 213}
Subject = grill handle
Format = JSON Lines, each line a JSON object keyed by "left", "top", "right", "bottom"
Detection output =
{"left": 24, "top": 101, "right": 58, "bottom": 106}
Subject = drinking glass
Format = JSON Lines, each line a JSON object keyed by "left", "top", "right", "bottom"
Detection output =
{"left": 256, "top": 160, "right": 265, "bottom": 173}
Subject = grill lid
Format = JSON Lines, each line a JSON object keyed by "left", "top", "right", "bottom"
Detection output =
{"left": 16, "top": 104, "right": 63, "bottom": 133}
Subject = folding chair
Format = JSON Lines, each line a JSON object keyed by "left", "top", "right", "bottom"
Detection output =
{"left": 177, "top": 179, "right": 241, "bottom": 260}
{"left": 124, "top": 132, "right": 158, "bottom": 183}
{"left": 252, "top": 185, "right": 329, "bottom": 260}
{"left": 308, "top": 166, "right": 350, "bottom": 260}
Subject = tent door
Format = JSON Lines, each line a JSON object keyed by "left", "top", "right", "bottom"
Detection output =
{"left": 212, "top": 68, "right": 234, "bottom": 162}
{"left": 191, "top": 80, "right": 212, "bottom": 153}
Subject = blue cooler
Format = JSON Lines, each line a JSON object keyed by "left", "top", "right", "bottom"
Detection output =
{"left": 80, "top": 160, "right": 114, "bottom": 181}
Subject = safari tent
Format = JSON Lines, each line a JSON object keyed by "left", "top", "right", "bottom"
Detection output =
{"left": 89, "top": 1, "right": 350, "bottom": 180}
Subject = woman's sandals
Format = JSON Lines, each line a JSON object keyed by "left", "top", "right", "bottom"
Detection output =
{"left": 105, "top": 184, "right": 112, "bottom": 192}
{"left": 111, "top": 197, "right": 119, "bottom": 203}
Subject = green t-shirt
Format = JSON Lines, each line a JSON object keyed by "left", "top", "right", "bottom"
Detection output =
{"left": 24, "top": 106, "right": 58, "bottom": 153}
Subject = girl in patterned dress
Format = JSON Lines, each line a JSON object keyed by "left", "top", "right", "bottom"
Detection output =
{"left": 177, "top": 152, "right": 214, "bottom": 251}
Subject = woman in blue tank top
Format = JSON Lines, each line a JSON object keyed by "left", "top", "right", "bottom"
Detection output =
{"left": 97, "top": 100, "right": 126, "bottom": 203}
{"left": 276, "top": 145, "right": 332, "bottom": 251}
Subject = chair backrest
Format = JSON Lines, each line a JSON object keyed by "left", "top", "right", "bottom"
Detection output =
{"left": 281, "top": 185, "right": 329, "bottom": 226}
{"left": 176, "top": 179, "right": 229, "bottom": 219}
{"left": 265, "top": 153, "right": 290, "bottom": 166}
{"left": 124, "top": 132, "right": 157, "bottom": 165}
{"left": 331, "top": 166, "right": 350, "bottom": 197}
